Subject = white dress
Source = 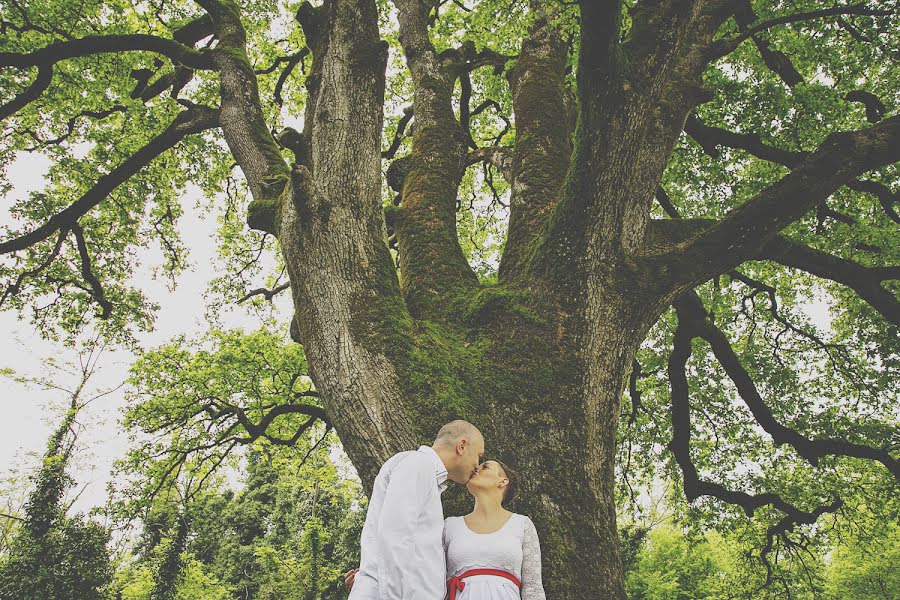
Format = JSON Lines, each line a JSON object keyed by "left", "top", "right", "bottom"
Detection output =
{"left": 442, "top": 513, "right": 546, "bottom": 600}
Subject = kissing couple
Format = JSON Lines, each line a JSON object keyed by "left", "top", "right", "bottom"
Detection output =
{"left": 345, "top": 420, "right": 546, "bottom": 599}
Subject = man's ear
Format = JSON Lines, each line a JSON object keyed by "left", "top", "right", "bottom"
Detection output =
{"left": 456, "top": 438, "right": 467, "bottom": 456}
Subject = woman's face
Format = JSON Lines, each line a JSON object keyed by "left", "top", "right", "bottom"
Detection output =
{"left": 466, "top": 460, "right": 508, "bottom": 496}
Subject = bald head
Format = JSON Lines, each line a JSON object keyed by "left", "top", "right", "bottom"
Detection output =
{"left": 432, "top": 420, "right": 485, "bottom": 484}
{"left": 434, "top": 420, "right": 482, "bottom": 448}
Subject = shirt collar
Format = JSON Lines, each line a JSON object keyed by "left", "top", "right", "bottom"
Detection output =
{"left": 418, "top": 445, "right": 449, "bottom": 493}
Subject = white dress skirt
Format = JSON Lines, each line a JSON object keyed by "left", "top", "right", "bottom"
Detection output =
{"left": 442, "top": 513, "right": 546, "bottom": 600}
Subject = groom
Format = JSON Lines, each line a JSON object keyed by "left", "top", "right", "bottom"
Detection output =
{"left": 346, "top": 420, "right": 485, "bottom": 599}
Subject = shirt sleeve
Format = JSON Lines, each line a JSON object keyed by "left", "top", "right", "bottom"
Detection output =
{"left": 376, "top": 455, "right": 434, "bottom": 600}
{"left": 520, "top": 517, "right": 547, "bottom": 600}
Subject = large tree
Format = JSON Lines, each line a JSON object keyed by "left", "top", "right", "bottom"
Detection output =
{"left": 1, "top": 0, "right": 898, "bottom": 597}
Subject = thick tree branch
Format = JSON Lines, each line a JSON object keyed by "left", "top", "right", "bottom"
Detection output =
{"left": 382, "top": 106, "right": 413, "bottom": 159}
{"left": 389, "top": 0, "right": 479, "bottom": 316}
{"left": 646, "top": 218, "right": 900, "bottom": 327}
{"left": 499, "top": 16, "right": 571, "bottom": 281}
{"left": 0, "top": 34, "right": 214, "bottom": 71}
{"left": 0, "top": 105, "right": 219, "bottom": 256}
{"left": 197, "top": 0, "right": 292, "bottom": 235}
{"left": 664, "top": 115, "right": 900, "bottom": 291}
{"left": 0, "top": 63, "right": 52, "bottom": 121}
{"left": 71, "top": 223, "right": 113, "bottom": 319}
{"left": 684, "top": 114, "right": 804, "bottom": 167}
{"left": 846, "top": 179, "right": 900, "bottom": 224}
{"left": 685, "top": 115, "right": 899, "bottom": 225}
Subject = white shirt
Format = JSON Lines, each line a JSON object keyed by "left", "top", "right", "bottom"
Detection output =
{"left": 349, "top": 445, "right": 449, "bottom": 600}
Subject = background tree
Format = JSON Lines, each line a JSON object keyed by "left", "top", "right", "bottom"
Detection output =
{"left": 0, "top": 343, "right": 113, "bottom": 599}
{"left": 109, "top": 327, "right": 363, "bottom": 598}
{"left": 1, "top": 0, "right": 898, "bottom": 597}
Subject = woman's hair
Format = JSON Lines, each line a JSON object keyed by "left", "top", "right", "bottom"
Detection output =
{"left": 494, "top": 460, "right": 518, "bottom": 507}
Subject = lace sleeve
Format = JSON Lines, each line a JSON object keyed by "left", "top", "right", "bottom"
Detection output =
{"left": 521, "top": 517, "right": 546, "bottom": 600}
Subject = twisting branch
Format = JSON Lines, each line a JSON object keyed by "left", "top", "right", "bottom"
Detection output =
{"left": 0, "top": 228, "right": 68, "bottom": 308}
{"left": 237, "top": 282, "right": 291, "bottom": 303}
{"left": 382, "top": 106, "right": 414, "bottom": 159}
{"left": 676, "top": 292, "right": 899, "bottom": 479}
{"left": 255, "top": 49, "right": 309, "bottom": 106}
{"left": 0, "top": 34, "right": 214, "bottom": 71}
{"left": 845, "top": 90, "right": 887, "bottom": 124}
{"left": 0, "top": 104, "right": 219, "bottom": 256}
{"left": 18, "top": 105, "right": 128, "bottom": 150}
{"left": 846, "top": 179, "right": 900, "bottom": 224}
{"left": 71, "top": 223, "right": 113, "bottom": 319}
{"left": 667, "top": 301, "right": 845, "bottom": 573}
{"left": 233, "top": 403, "right": 328, "bottom": 446}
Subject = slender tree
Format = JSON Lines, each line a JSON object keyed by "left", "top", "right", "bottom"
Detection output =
{"left": 1, "top": 0, "right": 897, "bottom": 597}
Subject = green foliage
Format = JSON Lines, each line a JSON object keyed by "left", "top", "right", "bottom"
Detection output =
{"left": 115, "top": 327, "right": 314, "bottom": 506}
{"left": 109, "top": 442, "right": 364, "bottom": 600}
{"left": 625, "top": 526, "right": 726, "bottom": 600}
{"left": 825, "top": 523, "right": 900, "bottom": 599}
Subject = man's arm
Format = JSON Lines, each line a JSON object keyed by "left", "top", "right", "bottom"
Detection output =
{"left": 376, "top": 455, "right": 433, "bottom": 599}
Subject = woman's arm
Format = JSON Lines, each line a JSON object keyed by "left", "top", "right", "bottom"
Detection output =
{"left": 521, "top": 517, "right": 546, "bottom": 600}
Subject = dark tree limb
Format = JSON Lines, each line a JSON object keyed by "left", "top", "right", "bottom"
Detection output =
{"left": 71, "top": 223, "right": 113, "bottom": 319}
{"left": 685, "top": 115, "right": 899, "bottom": 225}
{"left": 668, "top": 305, "right": 846, "bottom": 572}
{"left": 237, "top": 282, "right": 291, "bottom": 303}
{"left": 845, "top": 90, "right": 887, "bottom": 124}
{"left": 0, "top": 34, "right": 215, "bottom": 71}
{"left": 676, "top": 292, "right": 899, "bottom": 478}
{"left": 646, "top": 219, "right": 900, "bottom": 327}
{"left": 0, "top": 228, "right": 68, "bottom": 308}
{"left": 18, "top": 105, "right": 128, "bottom": 150}
{"left": 846, "top": 179, "right": 900, "bottom": 224}
{"left": 233, "top": 402, "right": 329, "bottom": 446}
{"left": 0, "top": 105, "right": 219, "bottom": 256}
{"left": 713, "top": 5, "right": 894, "bottom": 59}
{"left": 0, "top": 63, "right": 52, "bottom": 121}
{"left": 684, "top": 114, "right": 805, "bottom": 167}
{"left": 382, "top": 106, "right": 413, "bottom": 159}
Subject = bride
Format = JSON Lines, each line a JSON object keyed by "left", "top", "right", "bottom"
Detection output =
{"left": 443, "top": 460, "right": 545, "bottom": 600}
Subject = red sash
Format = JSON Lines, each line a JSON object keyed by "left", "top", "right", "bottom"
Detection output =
{"left": 447, "top": 568, "right": 521, "bottom": 600}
